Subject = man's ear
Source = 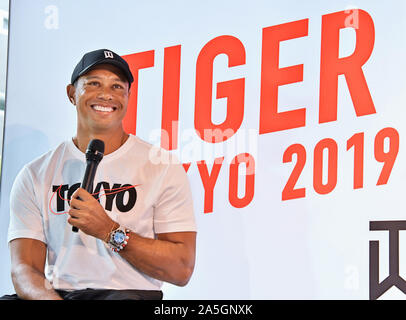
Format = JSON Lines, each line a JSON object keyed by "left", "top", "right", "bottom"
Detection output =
{"left": 66, "top": 84, "right": 76, "bottom": 105}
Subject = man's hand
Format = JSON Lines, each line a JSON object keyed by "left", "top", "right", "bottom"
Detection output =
{"left": 68, "top": 188, "right": 117, "bottom": 241}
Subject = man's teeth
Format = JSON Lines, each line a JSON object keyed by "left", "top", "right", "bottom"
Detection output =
{"left": 92, "top": 105, "right": 114, "bottom": 112}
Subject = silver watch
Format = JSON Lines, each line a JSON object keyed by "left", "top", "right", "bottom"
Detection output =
{"left": 108, "top": 226, "right": 130, "bottom": 252}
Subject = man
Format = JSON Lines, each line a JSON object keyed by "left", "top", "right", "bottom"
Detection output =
{"left": 4, "top": 49, "right": 197, "bottom": 300}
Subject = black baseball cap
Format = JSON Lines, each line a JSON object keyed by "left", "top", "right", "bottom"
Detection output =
{"left": 71, "top": 49, "right": 134, "bottom": 88}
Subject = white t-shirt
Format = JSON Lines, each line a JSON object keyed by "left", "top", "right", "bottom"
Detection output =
{"left": 8, "top": 135, "right": 196, "bottom": 291}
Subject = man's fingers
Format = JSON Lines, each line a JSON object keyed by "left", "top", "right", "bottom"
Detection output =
{"left": 71, "top": 187, "right": 94, "bottom": 201}
{"left": 70, "top": 187, "right": 99, "bottom": 210}
{"left": 67, "top": 208, "right": 84, "bottom": 230}
{"left": 68, "top": 207, "right": 80, "bottom": 219}
{"left": 67, "top": 217, "right": 83, "bottom": 231}
{"left": 69, "top": 197, "right": 86, "bottom": 210}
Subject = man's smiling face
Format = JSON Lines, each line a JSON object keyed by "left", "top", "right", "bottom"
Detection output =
{"left": 68, "top": 63, "right": 130, "bottom": 135}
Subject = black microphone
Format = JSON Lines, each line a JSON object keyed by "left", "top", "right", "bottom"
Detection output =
{"left": 72, "top": 139, "right": 105, "bottom": 232}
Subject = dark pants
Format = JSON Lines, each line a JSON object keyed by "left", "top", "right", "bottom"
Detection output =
{"left": 0, "top": 288, "right": 163, "bottom": 300}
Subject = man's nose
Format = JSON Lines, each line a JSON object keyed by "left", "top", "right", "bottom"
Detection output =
{"left": 96, "top": 86, "right": 113, "bottom": 100}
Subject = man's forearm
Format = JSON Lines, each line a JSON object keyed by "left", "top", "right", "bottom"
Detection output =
{"left": 11, "top": 264, "right": 63, "bottom": 300}
{"left": 117, "top": 232, "right": 195, "bottom": 286}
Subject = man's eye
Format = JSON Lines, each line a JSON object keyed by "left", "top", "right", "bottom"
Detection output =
{"left": 113, "top": 84, "right": 123, "bottom": 89}
{"left": 88, "top": 81, "right": 99, "bottom": 86}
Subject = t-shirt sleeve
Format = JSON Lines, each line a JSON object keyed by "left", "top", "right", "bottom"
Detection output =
{"left": 153, "top": 160, "right": 197, "bottom": 234}
{"left": 7, "top": 165, "right": 46, "bottom": 244}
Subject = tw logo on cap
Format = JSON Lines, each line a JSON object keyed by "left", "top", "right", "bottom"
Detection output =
{"left": 104, "top": 50, "right": 114, "bottom": 59}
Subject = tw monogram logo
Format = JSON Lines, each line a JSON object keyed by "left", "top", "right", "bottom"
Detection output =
{"left": 369, "top": 221, "right": 406, "bottom": 299}
{"left": 104, "top": 50, "right": 114, "bottom": 59}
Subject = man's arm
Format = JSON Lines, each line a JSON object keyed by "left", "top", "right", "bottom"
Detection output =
{"left": 68, "top": 188, "right": 197, "bottom": 286}
{"left": 9, "top": 238, "right": 63, "bottom": 300}
{"left": 118, "top": 231, "right": 196, "bottom": 286}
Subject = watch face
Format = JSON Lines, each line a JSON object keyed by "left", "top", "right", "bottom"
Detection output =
{"left": 113, "top": 231, "right": 126, "bottom": 244}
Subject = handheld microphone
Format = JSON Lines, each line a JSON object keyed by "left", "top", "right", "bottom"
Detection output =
{"left": 72, "top": 139, "right": 105, "bottom": 232}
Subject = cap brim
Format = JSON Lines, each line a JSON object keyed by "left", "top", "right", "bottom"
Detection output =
{"left": 75, "top": 59, "right": 134, "bottom": 85}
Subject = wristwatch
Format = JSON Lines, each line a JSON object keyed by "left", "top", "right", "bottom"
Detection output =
{"left": 108, "top": 226, "right": 130, "bottom": 252}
